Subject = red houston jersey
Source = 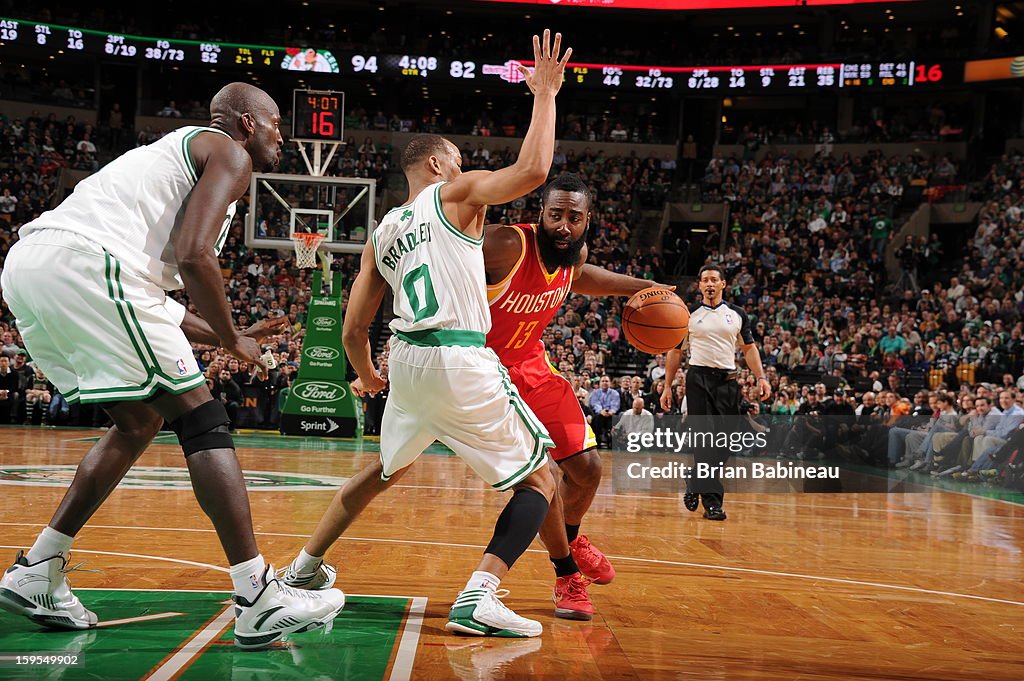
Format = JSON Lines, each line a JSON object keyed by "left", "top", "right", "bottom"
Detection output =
{"left": 487, "top": 224, "right": 574, "bottom": 365}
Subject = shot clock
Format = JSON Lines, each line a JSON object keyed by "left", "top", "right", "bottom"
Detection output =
{"left": 292, "top": 90, "right": 344, "bottom": 143}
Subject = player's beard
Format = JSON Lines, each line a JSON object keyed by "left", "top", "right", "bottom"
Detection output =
{"left": 537, "top": 226, "right": 588, "bottom": 270}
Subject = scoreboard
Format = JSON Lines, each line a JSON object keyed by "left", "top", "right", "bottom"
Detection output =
{"left": 0, "top": 17, "right": 962, "bottom": 94}
{"left": 560, "top": 60, "right": 954, "bottom": 93}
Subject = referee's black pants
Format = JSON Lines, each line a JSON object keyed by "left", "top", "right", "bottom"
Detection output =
{"left": 685, "top": 365, "right": 742, "bottom": 510}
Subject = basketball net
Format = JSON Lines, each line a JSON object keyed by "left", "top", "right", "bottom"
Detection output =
{"left": 291, "top": 232, "right": 326, "bottom": 269}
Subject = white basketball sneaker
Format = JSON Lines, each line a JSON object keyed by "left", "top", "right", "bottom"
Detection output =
{"left": 233, "top": 565, "right": 345, "bottom": 650}
{"left": 278, "top": 558, "right": 337, "bottom": 590}
{"left": 0, "top": 551, "right": 97, "bottom": 630}
{"left": 445, "top": 589, "right": 542, "bottom": 638}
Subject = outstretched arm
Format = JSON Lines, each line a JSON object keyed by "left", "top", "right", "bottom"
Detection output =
{"left": 441, "top": 30, "right": 571, "bottom": 223}
{"left": 571, "top": 263, "right": 673, "bottom": 297}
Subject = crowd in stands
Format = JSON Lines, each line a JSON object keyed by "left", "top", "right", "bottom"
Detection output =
{"left": 2, "top": 97, "right": 1024, "bottom": 490}
{"left": 133, "top": 97, "right": 671, "bottom": 145}
{"left": 347, "top": 106, "right": 671, "bottom": 146}
{"left": 727, "top": 101, "right": 969, "bottom": 147}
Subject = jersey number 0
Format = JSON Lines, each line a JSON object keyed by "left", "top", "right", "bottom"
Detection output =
{"left": 402, "top": 264, "right": 439, "bottom": 322}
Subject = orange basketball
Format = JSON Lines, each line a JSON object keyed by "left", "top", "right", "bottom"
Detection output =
{"left": 621, "top": 287, "right": 689, "bottom": 354}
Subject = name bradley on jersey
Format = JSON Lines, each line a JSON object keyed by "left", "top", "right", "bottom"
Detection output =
{"left": 497, "top": 280, "right": 572, "bottom": 316}
{"left": 380, "top": 222, "right": 433, "bottom": 272}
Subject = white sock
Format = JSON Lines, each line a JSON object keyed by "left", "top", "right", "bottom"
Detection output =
{"left": 229, "top": 554, "right": 267, "bottom": 602}
{"left": 293, "top": 548, "right": 323, "bottom": 574}
{"left": 463, "top": 571, "right": 500, "bottom": 593}
{"left": 26, "top": 526, "right": 74, "bottom": 563}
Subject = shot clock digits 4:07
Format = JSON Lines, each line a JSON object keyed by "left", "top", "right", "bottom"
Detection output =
{"left": 292, "top": 90, "right": 344, "bottom": 143}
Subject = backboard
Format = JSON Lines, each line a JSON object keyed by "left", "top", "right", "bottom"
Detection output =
{"left": 244, "top": 173, "right": 376, "bottom": 254}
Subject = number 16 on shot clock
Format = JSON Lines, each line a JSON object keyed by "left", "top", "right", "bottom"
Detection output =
{"left": 291, "top": 89, "right": 345, "bottom": 143}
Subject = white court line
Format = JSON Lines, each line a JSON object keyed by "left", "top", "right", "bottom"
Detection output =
{"left": 143, "top": 605, "right": 234, "bottom": 681}
{"left": 2, "top": 525, "right": 1021, "bottom": 608}
{"left": 389, "top": 596, "right": 427, "bottom": 681}
{"left": 0, "top": 545, "right": 228, "bottom": 572}
{"left": 97, "top": 612, "right": 184, "bottom": 627}
{"left": 78, "top": 586, "right": 421, "bottom": 601}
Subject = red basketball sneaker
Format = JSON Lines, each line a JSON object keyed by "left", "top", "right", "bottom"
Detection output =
{"left": 553, "top": 573, "right": 594, "bottom": 621}
{"left": 569, "top": 535, "right": 615, "bottom": 584}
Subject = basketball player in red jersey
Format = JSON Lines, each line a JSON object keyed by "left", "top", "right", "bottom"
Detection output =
{"left": 485, "top": 173, "right": 668, "bottom": 619}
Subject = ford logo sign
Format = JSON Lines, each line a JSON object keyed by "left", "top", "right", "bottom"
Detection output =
{"left": 305, "top": 346, "right": 340, "bottom": 361}
{"left": 313, "top": 316, "right": 336, "bottom": 329}
{"left": 297, "top": 382, "right": 345, "bottom": 402}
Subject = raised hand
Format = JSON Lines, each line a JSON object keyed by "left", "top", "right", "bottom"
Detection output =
{"left": 517, "top": 29, "right": 572, "bottom": 97}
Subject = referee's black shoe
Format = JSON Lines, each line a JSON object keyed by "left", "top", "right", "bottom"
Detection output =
{"left": 703, "top": 507, "right": 727, "bottom": 521}
{"left": 683, "top": 492, "right": 699, "bottom": 512}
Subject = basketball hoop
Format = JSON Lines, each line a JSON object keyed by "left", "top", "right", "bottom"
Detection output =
{"left": 291, "top": 232, "right": 326, "bottom": 269}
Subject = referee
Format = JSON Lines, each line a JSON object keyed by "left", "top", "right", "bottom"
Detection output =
{"left": 660, "top": 264, "right": 771, "bottom": 520}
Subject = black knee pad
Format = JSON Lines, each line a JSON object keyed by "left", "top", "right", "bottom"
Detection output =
{"left": 168, "top": 400, "right": 234, "bottom": 457}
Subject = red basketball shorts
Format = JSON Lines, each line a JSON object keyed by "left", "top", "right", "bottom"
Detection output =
{"left": 503, "top": 351, "right": 597, "bottom": 461}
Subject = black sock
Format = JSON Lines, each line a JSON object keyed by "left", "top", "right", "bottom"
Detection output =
{"left": 551, "top": 553, "right": 578, "bottom": 578}
{"left": 565, "top": 523, "right": 580, "bottom": 544}
{"left": 484, "top": 488, "right": 549, "bottom": 569}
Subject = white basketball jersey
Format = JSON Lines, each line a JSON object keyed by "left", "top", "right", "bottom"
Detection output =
{"left": 373, "top": 182, "right": 489, "bottom": 335}
{"left": 20, "top": 126, "right": 237, "bottom": 291}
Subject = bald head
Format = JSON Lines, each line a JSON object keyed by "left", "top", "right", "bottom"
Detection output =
{"left": 210, "top": 82, "right": 278, "bottom": 120}
{"left": 209, "top": 82, "right": 282, "bottom": 173}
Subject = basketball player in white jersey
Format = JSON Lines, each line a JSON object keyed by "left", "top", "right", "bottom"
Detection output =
{"left": 0, "top": 83, "right": 345, "bottom": 649}
{"left": 281, "top": 31, "right": 571, "bottom": 638}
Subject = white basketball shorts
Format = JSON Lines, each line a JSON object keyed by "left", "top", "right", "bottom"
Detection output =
{"left": 381, "top": 335, "right": 553, "bottom": 491}
{"left": 1, "top": 229, "right": 204, "bottom": 403}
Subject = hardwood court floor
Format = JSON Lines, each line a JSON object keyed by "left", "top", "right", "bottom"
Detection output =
{"left": 0, "top": 426, "right": 1022, "bottom": 681}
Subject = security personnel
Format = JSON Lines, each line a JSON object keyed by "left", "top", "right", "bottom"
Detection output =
{"left": 661, "top": 265, "right": 771, "bottom": 520}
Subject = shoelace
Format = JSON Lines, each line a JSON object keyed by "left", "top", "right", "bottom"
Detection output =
{"left": 561, "top": 575, "right": 591, "bottom": 598}
{"left": 274, "top": 578, "right": 321, "bottom": 600}
{"left": 62, "top": 561, "right": 101, "bottom": 576}
{"left": 276, "top": 562, "right": 330, "bottom": 581}
{"left": 486, "top": 589, "right": 531, "bottom": 621}
{"left": 58, "top": 559, "right": 100, "bottom": 591}
{"left": 574, "top": 537, "right": 602, "bottom": 566}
